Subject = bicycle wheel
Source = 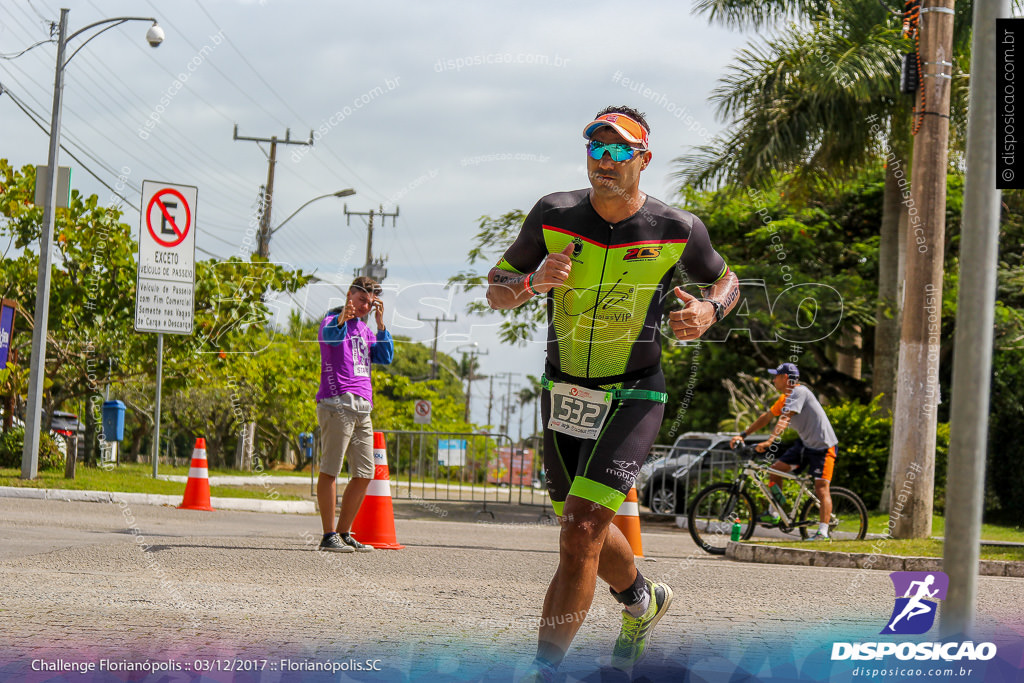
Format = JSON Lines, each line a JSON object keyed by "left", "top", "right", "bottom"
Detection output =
{"left": 687, "top": 483, "right": 756, "bottom": 555}
{"left": 798, "top": 486, "right": 868, "bottom": 540}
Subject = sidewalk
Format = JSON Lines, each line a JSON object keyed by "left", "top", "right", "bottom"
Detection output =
{"left": 727, "top": 540, "right": 1024, "bottom": 577}
{"left": 0, "top": 485, "right": 314, "bottom": 514}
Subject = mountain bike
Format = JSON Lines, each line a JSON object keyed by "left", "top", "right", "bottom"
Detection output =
{"left": 686, "top": 448, "right": 868, "bottom": 555}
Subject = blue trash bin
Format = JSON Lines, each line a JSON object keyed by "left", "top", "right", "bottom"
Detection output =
{"left": 102, "top": 400, "right": 125, "bottom": 442}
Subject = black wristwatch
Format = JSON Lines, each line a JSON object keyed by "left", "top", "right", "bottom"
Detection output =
{"left": 701, "top": 298, "right": 725, "bottom": 323}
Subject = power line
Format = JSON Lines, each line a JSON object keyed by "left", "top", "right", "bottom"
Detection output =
{"left": 0, "top": 83, "right": 135, "bottom": 207}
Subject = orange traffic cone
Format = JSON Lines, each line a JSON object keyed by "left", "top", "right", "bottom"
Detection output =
{"left": 351, "top": 432, "right": 405, "bottom": 549}
{"left": 178, "top": 438, "right": 215, "bottom": 511}
{"left": 612, "top": 486, "right": 643, "bottom": 557}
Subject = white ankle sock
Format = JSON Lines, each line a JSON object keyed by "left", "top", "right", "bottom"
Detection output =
{"left": 817, "top": 522, "right": 829, "bottom": 536}
{"left": 625, "top": 589, "right": 650, "bottom": 617}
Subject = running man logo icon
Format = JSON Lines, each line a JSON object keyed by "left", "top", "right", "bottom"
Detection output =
{"left": 881, "top": 571, "right": 949, "bottom": 635}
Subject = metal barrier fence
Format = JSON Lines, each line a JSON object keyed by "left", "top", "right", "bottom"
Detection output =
{"left": 310, "top": 428, "right": 551, "bottom": 518}
{"left": 636, "top": 446, "right": 758, "bottom": 519}
{"left": 380, "top": 430, "right": 550, "bottom": 518}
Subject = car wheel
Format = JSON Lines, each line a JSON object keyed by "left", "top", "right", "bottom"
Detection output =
{"left": 649, "top": 485, "right": 677, "bottom": 514}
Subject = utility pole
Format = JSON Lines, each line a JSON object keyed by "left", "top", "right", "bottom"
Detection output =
{"left": 890, "top": 0, "right": 955, "bottom": 538}
{"left": 492, "top": 371, "right": 521, "bottom": 435}
{"left": 233, "top": 125, "right": 312, "bottom": 259}
{"left": 942, "top": 0, "right": 1007, "bottom": 638}
{"left": 487, "top": 375, "right": 494, "bottom": 427}
{"left": 417, "top": 313, "right": 458, "bottom": 379}
{"left": 345, "top": 205, "right": 398, "bottom": 282}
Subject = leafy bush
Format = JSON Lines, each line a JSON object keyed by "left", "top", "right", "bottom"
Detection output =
{"left": 987, "top": 347, "right": 1024, "bottom": 525}
{"left": 0, "top": 427, "right": 65, "bottom": 471}
{"left": 822, "top": 398, "right": 951, "bottom": 513}
{"left": 826, "top": 397, "right": 892, "bottom": 509}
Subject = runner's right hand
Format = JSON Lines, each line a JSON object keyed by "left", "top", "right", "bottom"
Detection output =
{"left": 532, "top": 243, "right": 575, "bottom": 293}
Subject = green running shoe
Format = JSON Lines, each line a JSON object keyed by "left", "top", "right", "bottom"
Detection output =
{"left": 758, "top": 512, "right": 781, "bottom": 526}
{"left": 611, "top": 579, "right": 673, "bottom": 670}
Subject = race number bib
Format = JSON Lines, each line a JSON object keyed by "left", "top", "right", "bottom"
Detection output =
{"left": 546, "top": 382, "right": 612, "bottom": 440}
{"left": 352, "top": 336, "right": 370, "bottom": 377}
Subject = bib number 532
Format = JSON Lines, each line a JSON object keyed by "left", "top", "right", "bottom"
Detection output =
{"left": 547, "top": 382, "right": 612, "bottom": 440}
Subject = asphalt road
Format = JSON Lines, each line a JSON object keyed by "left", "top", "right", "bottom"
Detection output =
{"left": 1, "top": 497, "right": 1022, "bottom": 682}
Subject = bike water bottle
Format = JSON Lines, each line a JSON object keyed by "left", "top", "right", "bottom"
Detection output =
{"left": 769, "top": 482, "right": 787, "bottom": 506}
{"left": 730, "top": 521, "right": 742, "bottom": 542}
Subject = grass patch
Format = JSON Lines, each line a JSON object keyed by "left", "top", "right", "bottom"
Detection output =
{"left": 865, "top": 513, "right": 1024, "bottom": 543}
{"left": 751, "top": 537, "right": 1024, "bottom": 562}
{"left": 0, "top": 463, "right": 304, "bottom": 500}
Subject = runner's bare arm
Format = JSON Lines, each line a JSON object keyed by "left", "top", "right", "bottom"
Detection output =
{"left": 702, "top": 267, "right": 740, "bottom": 319}
{"left": 668, "top": 268, "right": 740, "bottom": 341}
{"left": 486, "top": 268, "right": 532, "bottom": 310}
{"left": 486, "top": 243, "right": 575, "bottom": 310}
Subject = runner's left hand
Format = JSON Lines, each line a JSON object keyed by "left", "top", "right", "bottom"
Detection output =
{"left": 668, "top": 287, "right": 715, "bottom": 341}
{"left": 373, "top": 298, "right": 385, "bottom": 330}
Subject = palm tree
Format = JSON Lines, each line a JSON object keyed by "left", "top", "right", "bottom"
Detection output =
{"left": 679, "top": 2, "right": 917, "bottom": 404}
{"left": 458, "top": 352, "right": 484, "bottom": 423}
{"left": 679, "top": 0, "right": 977, "bottom": 512}
{"left": 679, "top": 3, "right": 973, "bottom": 410}
{"left": 518, "top": 376, "right": 542, "bottom": 446}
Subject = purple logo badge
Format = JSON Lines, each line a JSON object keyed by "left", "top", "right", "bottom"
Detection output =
{"left": 881, "top": 571, "right": 948, "bottom": 635}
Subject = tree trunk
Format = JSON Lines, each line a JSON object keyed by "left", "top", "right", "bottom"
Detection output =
{"left": 836, "top": 325, "right": 863, "bottom": 379}
{"left": 879, "top": 165, "right": 914, "bottom": 513}
{"left": 890, "top": 0, "right": 955, "bottom": 539}
{"left": 3, "top": 393, "right": 14, "bottom": 432}
{"left": 83, "top": 397, "right": 98, "bottom": 467}
{"left": 129, "top": 422, "right": 146, "bottom": 463}
{"left": 873, "top": 156, "right": 906, "bottom": 411}
{"left": 63, "top": 433, "right": 77, "bottom": 479}
{"left": 234, "top": 422, "right": 255, "bottom": 471}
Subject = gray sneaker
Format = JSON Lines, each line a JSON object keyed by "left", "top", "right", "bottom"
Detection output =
{"left": 611, "top": 579, "right": 673, "bottom": 670}
{"left": 318, "top": 533, "right": 355, "bottom": 553}
{"left": 339, "top": 532, "right": 375, "bottom": 552}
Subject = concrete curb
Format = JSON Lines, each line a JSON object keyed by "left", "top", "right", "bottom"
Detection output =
{"left": 0, "top": 486, "right": 315, "bottom": 514}
{"left": 726, "top": 541, "right": 1024, "bottom": 577}
{"left": 156, "top": 474, "right": 318, "bottom": 486}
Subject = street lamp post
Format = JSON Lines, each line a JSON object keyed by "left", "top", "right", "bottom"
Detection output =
{"left": 266, "top": 189, "right": 355, "bottom": 250}
{"left": 22, "top": 9, "right": 164, "bottom": 479}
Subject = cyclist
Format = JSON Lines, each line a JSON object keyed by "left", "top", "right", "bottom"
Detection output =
{"left": 729, "top": 363, "right": 837, "bottom": 541}
{"left": 487, "top": 106, "right": 739, "bottom": 678}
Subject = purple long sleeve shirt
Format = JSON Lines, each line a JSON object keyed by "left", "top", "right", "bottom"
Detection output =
{"left": 316, "top": 314, "right": 394, "bottom": 404}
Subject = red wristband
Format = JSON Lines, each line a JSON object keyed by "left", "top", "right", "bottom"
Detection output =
{"left": 524, "top": 272, "right": 539, "bottom": 296}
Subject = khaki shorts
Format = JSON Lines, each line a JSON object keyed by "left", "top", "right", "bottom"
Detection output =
{"left": 316, "top": 398, "right": 374, "bottom": 479}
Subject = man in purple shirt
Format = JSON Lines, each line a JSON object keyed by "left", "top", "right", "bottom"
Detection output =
{"left": 316, "top": 276, "right": 394, "bottom": 553}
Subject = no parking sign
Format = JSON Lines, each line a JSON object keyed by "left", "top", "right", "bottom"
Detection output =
{"left": 413, "top": 399, "right": 432, "bottom": 424}
{"left": 135, "top": 180, "right": 197, "bottom": 334}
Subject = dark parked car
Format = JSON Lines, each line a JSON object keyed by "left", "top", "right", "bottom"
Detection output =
{"left": 637, "top": 432, "right": 769, "bottom": 514}
{"left": 45, "top": 411, "right": 86, "bottom": 459}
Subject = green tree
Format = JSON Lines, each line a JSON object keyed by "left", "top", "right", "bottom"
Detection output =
{"left": 0, "top": 161, "right": 311, "bottom": 470}
{"left": 448, "top": 210, "right": 542, "bottom": 346}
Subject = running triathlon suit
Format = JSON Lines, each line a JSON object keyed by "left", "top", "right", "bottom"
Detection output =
{"left": 494, "top": 189, "right": 730, "bottom": 514}
{"left": 770, "top": 385, "right": 838, "bottom": 481}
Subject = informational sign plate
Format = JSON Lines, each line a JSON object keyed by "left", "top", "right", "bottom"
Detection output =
{"left": 135, "top": 180, "right": 197, "bottom": 334}
{"left": 0, "top": 299, "right": 16, "bottom": 369}
{"left": 437, "top": 439, "right": 466, "bottom": 467}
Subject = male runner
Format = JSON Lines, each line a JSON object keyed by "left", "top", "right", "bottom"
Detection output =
{"left": 729, "top": 363, "right": 838, "bottom": 540}
{"left": 487, "top": 106, "right": 739, "bottom": 678}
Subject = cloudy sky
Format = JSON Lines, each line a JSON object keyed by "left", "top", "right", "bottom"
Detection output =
{"left": 0, "top": 0, "right": 755, "bottom": 426}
